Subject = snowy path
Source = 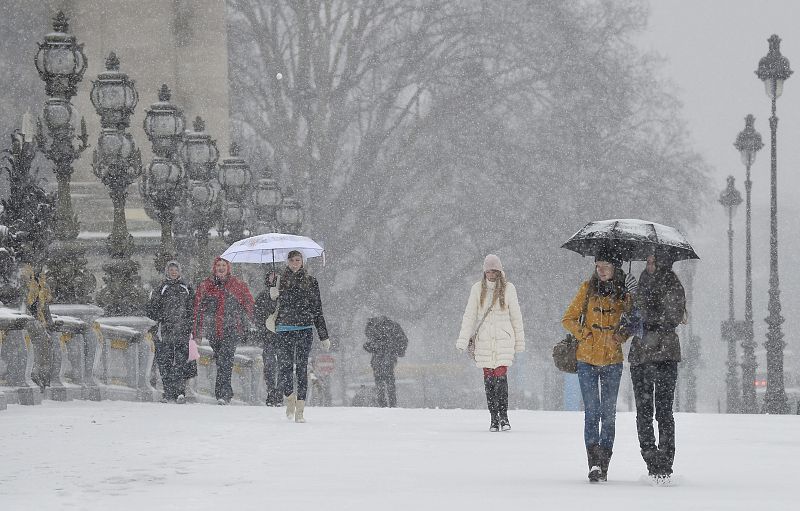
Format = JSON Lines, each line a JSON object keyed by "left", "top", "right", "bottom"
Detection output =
{"left": 0, "top": 401, "right": 796, "bottom": 510}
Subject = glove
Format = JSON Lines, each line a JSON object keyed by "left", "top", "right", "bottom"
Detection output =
{"left": 321, "top": 338, "right": 331, "bottom": 351}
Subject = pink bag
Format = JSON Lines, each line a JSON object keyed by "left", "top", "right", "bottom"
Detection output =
{"left": 188, "top": 335, "right": 200, "bottom": 362}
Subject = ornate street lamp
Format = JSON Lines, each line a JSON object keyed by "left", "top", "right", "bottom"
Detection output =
{"left": 218, "top": 143, "right": 252, "bottom": 244}
{"left": 142, "top": 85, "right": 186, "bottom": 271}
{"left": 180, "top": 117, "right": 220, "bottom": 281}
{"left": 251, "top": 165, "right": 283, "bottom": 234}
{"left": 719, "top": 176, "right": 743, "bottom": 414}
{"left": 276, "top": 186, "right": 303, "bottom": 234}
{"left": 755, "top": 34, "right": 792, "bottom": 414}
{"left": 733, "top": 114, "right": 764, "bottom": 413}
{"left": 34, "top": 11, "right": 94, "bottom": 303}
{"left": 90, "top": 53, "right": 147, "bottom": 315}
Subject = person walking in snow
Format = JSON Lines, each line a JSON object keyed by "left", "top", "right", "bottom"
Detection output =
{"left": 562, "top": 244, "right": 633, "bottom": 482}
{"left": 456, "top": 254, "right": 525, "bottom": 432}
{"left": 146, "top": 260, "right": 195, "bottom": 404}
{"left": 254, "top": 269, "right": 282, "bottom": 406}
{"left": 266, "top": 250, "right": 330, "bottom": 422}
{"left": 363, "top": 316, "right": 408, "bottom": 408}
{"left": 629, "top": 248, "right": 685, "bottom": 484}
{"left": 193, "top": 256, "right": 254, "bottom": 405}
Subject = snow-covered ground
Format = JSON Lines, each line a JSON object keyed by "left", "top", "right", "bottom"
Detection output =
{"left": 0, "top": 401, "right": 796, "bottom": 510}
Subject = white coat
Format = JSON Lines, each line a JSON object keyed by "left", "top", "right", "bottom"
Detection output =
{"left": 456, "top": 279, "right": 525, "bottom": 368}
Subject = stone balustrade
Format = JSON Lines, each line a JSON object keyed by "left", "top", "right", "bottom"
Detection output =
{"left": 1, "top": 306, "right": 269, "bottom": 410}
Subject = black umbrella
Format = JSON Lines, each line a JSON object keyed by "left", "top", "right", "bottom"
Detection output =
{"left": 561, "top": 218, "right": 699, "bottom": 262}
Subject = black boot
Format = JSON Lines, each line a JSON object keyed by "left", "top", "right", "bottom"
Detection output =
{"left": 587, "top": 444, "right": 602, "bottom": 482}
{"left": 641, "top": 448, "right": 659, "bottom": 476}
{"left": 598, "top": 447, "right": 612, "bottom": 481}
{"left": 485, "top": 376, "right": 499, "bottom": 431}
{"left": 496, "top": 375, "right": 510, "bottom": 431}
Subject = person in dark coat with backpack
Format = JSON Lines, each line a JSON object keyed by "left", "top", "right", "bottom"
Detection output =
{"left": 364, "top": 316, "right": 408, "bottom": 408}
{"left": 193, "top": 256, "right": 254, "bottom": 405}
{"left": 266, "top": 250, "right": 330, "bottom": 422}
{"left": 146, "top": 260, "right": 195, "bottom": 403}
{"left": 254, "top": 269, "right": 282, "bottom": 406}
{"left": 629, "top": 247, "right": 686, "bottom": 483}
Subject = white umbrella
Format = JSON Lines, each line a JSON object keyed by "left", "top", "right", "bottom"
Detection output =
{"left": 220, "top": 233, "right": 325, "bottom": 265}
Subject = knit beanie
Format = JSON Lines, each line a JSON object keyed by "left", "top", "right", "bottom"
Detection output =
{"left": 483, "top": 254, "right": 503, "bottom": 272}
{"left": 594, "top": 245, "right": 623, "bottom": 268}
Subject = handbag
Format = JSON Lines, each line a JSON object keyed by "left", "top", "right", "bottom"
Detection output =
{"left": 467, "top": 303, "right": 494, "bottom": 361}
{"left": 187, "top": 335, "right": 200, "bottom": 362}
{"left": 265, "top": 305, "right": 279, "bottom": 333}
{"left": 552, "top": 287, "right": 591, "bottom": 373}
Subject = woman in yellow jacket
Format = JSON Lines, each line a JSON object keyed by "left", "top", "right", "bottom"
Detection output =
{"left": 562, "top": 245, "right": 632, "bottom": 483}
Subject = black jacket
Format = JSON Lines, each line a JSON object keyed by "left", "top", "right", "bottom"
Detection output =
{"left": 363, "top": 316, "right": 407, "bottom": 372}
{"left": 629, "top": 268, "right": 685, "bottom": 365}
{"left": 147, "top": 278, "right": 194, "bottom": 344}
{"left": 273, "top": 268, "right": 329, "bottom": 340}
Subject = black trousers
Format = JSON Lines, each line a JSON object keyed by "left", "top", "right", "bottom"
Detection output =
{"left": 630, "top": 361, "right": 678, "bottom": 475}
{"left": 154, "top": 340, "right": 188, "bottom": 399}
{"left": 263, "top": 337, "right": 278, "bottom": 392}
{"left": 373, "top": 366, "right": 397, "bottom": 407}
{"left": 276, "top": 329, "right": 313, "bottom": 400}
{"left": 210, "top": 337, "right": 236, "bottom": 401}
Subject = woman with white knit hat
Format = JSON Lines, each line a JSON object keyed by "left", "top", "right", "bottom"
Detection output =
{"left": 456, "top": 254, "right": 525, "bottom": 431}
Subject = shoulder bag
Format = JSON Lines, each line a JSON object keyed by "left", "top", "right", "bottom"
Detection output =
{"left": 552, "top": 287, "right": 591, "bottom": 373}
{"left": 467, "top": 303, "right": 494, "bottom": 361}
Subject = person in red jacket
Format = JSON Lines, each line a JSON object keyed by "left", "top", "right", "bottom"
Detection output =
{"left": 193, "top": 256, "right": 254, "bottom": 404}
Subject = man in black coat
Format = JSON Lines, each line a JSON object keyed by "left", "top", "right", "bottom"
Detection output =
{"left": 363, "top": 316, "right": 408, "bottom": 408}
{"left": 146, "top": 260, "right": 195, "bottom": 403}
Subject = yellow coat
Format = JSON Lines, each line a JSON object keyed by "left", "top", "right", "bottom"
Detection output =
{"left": 561, "top": 281, "right": 629, "bottom": 367}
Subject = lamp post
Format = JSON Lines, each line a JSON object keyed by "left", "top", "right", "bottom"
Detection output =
{"left": 251, "top": 166, "right": 283, "bottom": 235}
{"left": 218, "top": 143, "right": 252, "bottom": 244}
{"left": 34, "top": 11, "right": 94, "bottom": 303}
{"left": 733, "top": 114, "right": 764, "bottom": 413}
{"left": 719, "top": 176, "right": 743, "bottom": 413}
{"left": 276, "top": 186, "right": 304, "bottom": 234}
{"left": 180, "top": 116, "right": 220, "bottom": 281}
{"left": 142, "top": 84, "right": 186, "bottom": 272}
{"left": 89, "top": 53, "right": 147, "bottom": 315}
{"left": 755, "top": 34, "right": 792, "bottom": 414}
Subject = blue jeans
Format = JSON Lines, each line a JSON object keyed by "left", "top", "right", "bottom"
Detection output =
{"left": 576, "top": 361, "right": 623, "bottom": 450}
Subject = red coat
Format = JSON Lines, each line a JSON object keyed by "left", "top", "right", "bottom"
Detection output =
{"left": 193, "top": 257, "right": 254, "bottom": 339}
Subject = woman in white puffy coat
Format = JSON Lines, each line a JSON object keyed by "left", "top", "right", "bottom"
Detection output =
{"left": 456, "top": 254, "right": 525, "bottom": 431}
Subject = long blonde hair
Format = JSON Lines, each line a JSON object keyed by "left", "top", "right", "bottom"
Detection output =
{"left": 479, "top": 272, "right": 506, "bottom": 309}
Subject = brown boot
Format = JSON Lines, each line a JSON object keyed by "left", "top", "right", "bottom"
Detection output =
{"left": 599, "top": 447, "right": 612, "bottom": 481}
{"left": 295, "top": 400, "right": 306, "bottom": 423}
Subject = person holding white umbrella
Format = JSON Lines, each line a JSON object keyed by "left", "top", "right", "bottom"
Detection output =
{"left": 267, "top": 250, "right": 330, "bottom": 422}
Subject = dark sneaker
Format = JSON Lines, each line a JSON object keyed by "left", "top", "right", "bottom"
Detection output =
{"left": 588, "top": 466, "right": 602, "bottom": 483}
{"left": 176, "top": 394, "right": 186, "bottom": 404}
{"left": 499, "top": 418, "right": 511, "bottom": 431}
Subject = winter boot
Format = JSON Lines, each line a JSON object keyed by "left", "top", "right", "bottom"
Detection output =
{"left": 295, "top": 400, "right": 306, "bottom": 423}
{"left": 285, "top": 393, "right": 297, "bottom": 420}
{"left": 485, "top": 377, "right": 499, "bottom": 431}
{"left": 497, "top": 376, "right": 510, "bottom": 431}
{"left": 598, "top": 447, "right": 612, "bottom": 481}
{"left": 641, "top": 448, "right": 659, "bottom": 476}
{"left": 587, "top": 444, "right": 602, "bottom": 483}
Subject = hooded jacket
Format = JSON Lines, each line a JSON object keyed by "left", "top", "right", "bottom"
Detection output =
{"left": 193, "top": 257, "right": 254, "bottom": 341}
{"left": 146, "top": 261, "right": 193, "bottom": 343}
{"left": 562, "top": 277, "right": 631, "bottom": 367}
{"left": 456, "top": 277, "right": 525, "bottom": 369}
